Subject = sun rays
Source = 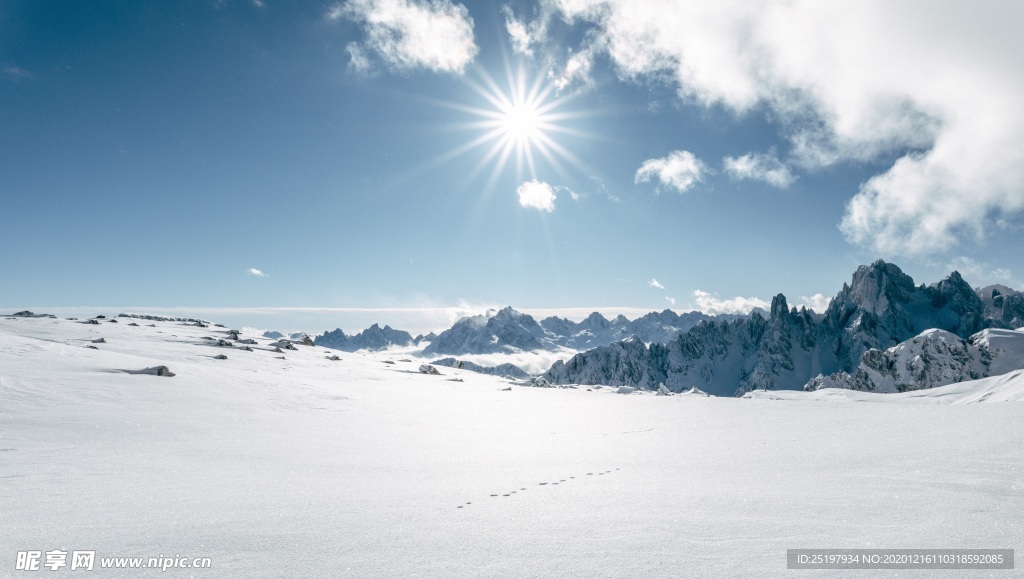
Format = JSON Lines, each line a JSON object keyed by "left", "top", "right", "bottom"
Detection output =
{"left": 431, "top": 62, "right": 590, "bottom": 194}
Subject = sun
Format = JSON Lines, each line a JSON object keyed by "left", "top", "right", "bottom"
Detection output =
{"left": 437, "top": 64, "right": 588, "bottom": 189}
{"left": 500, "top": 102, "right": 542, "bottom": 144}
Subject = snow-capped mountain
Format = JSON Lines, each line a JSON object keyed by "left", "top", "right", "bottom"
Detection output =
{"left": 424, "top": 306, "right": 735, "bottom": 356}
{"left": 545, "top": 260, "right": 1021, "bottom": 396}
{"left": 806, "top": 329, "right": 982, "bottom": 393}
{"left": 805, "top": 328, "right": 1024, "bottom": 393}
{"left": 545, "top": 293, "right": 818, "bottom": 395}
{"left": 539, "top": 309, "right": 729, "bottom": 350}
{"left": 314, "top": 323, "right": 414, "bottom": 352}
{"left": 422, "top": 307, "right": 550, "bottom": 355}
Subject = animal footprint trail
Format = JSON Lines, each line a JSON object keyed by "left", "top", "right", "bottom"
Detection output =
{"left": 456, "top": 468, "right": 620, "bottom": 509}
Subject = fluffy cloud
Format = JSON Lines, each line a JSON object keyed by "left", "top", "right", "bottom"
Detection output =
{"left": 329, "top": 0, "right": 477, "bottom": 74}
{"left": 517, "top": 179, "right": 557, "bottom": 212}
{"left": 723, "top": 152, "right": 795, "bottom": 188}
{"left": 648, "top": 279, "right": 665, "bottom": 290}
{"left": 247, "top": 268, "right": 268, "bottom": 277}
{"left": 526, "top": 0, "right": 1024, "bottom": 257}
{"left": 635, "top": 150, "right": 706, "bottom": 194}
{"left": 692, "top": 290, "right": 769, "bottom": 316}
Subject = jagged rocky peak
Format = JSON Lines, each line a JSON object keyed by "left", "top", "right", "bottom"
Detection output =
{"left": 842, "top": 259, "right": 916, "bottom": 314}
{"left": 769, "top": 293, "right": 789, "bottom": 319}
{"left": 580, "top": 311, "right": 611, "bottom": 329}
{"left": 976, "top": 284, "right": 1024, "bottom": 329}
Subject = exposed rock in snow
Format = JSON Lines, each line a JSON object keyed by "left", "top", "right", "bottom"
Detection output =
{"left": 429, "top": 357, "right": 530, "bottom": 380}
{"left": 124, "top": 366, "right": 175, "bottom": 377}
{"left": 656, "top": 383, "right": 673, "bottom": 396}
{"left": 11, "top": 310, "right": 50, "bottom": 317}
{"left": 616, "top": 386, "right": 637, "bottom": 394}
{"left": 213, "top": 354, "right": 228, "bottom": 360}
{"left": 263, "top": 331, "right": 285, "bottom": 339}
{"left": 681, "top": 386, "right": 710, "bottom": 396}
{"left": 91, "top": 338, "right": 105, "bottom": 344}
{"left": 419, "top": 364, "right": 441, "bottom": 375}
{"left": 118, "top": 313, "right": 210, "bottom": 324}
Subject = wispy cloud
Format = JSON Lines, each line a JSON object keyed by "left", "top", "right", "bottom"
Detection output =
{"left": 947, "top": 256, "right": 1015, "bottom": 287}
{"left": 692, "top": 290, "right": 768, "bottom": 316}
{"left": 328, "top": 0, "right": 477, "bottom": 74}
{"left": 550, "top": 47, "right": 596, "bottom": 92}
{"left": 517, "top": 179, "right": 557, "bottom": 212}
{"left": 665, "top": 296, "right": 676, "bottom": 306}
{"left": 2, "top": 65, "right": 32, "bottom": 81}
{"left": 635, "top": 150, "right": 706, "bottom": 194}
{"left": 648, "top": 279, "right": 665, "bottom": 290}
{"left": 723, "top": 151, "right": 795, "bottom": 188}
{"left": 247, "top": 268, "right": 268, "bottom": 277}
{"left": 502, "top": 6, "right": 534, "bottom": 57}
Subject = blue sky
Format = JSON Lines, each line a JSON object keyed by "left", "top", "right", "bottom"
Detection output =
{"left": 3, "top": 1, "right": 1024, "bottom": 333}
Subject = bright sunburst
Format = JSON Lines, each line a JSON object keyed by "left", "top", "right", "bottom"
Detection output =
{"left": 500, "top": 102, "right": 542, "bottom": 144}
{"left": 437, "top": 64, "right": 588, "bottom": 191}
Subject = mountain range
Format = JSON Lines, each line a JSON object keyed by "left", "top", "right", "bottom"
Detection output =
{"left": 421, "top": 306, "right": 736, "bottom": 356}
{"left": 302, "top": 306, "right": 739, "bottom": 356}
{"left": 543, "top": 260, "right": 1024, "bottom": 396}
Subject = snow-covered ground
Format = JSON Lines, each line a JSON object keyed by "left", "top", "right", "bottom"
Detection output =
{"left": 2, "top": 316, "right": 1022, "bottom": 577}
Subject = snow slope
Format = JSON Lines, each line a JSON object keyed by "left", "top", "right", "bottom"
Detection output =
{"left": 2, "top": 315, "right": 1022, "bottom": 577}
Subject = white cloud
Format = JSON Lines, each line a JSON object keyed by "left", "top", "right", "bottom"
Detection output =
{"left": 247, "top": 268, "right": 268, "bottom": 277}
{"left": 665, "top": 296, "right": 676, "bottom": 306}
{"left": 796, "top": 293, "right": 832, "bottom": 314}
{"left": 947, "top": 256, "right": 1014, "bottom": 287}
{"left": 531, "top": 1, "right": 1024, "bottom": 257}
{"left": 635, "top": 150, "right": 706, "bottom": 194}
{"left": 345, "top": 43, "right": 372, "bottom": 73}
{"left": 516, "top": 179, "right": 557, "bottom": 212}
{"left": 329, "top": 0, "right": 478, "bottom": 74}
{"left": 692, "top": 290, "right": 768, "bottom": 316}
{"left": 648, "top": 279, "right": 665, "bottom": 290}
{"left": 723, "top": 151, "right": 795, "bottom": 188}
{"left": 550, "top": 47, "right": 596, "bottom": 92}
{"left": 503, "top": 8, "right": 534, "bottom": 57}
